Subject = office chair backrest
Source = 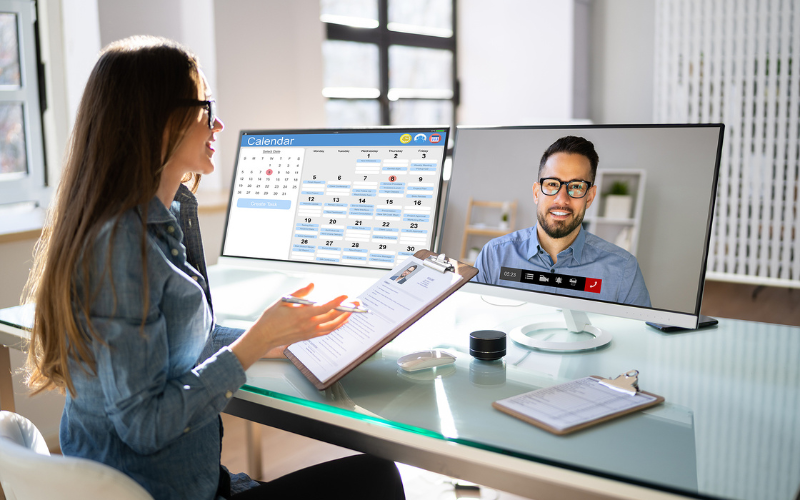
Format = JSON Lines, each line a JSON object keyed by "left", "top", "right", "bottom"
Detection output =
{"left": 0, "top": 411, "right": 154, "bottom": 500}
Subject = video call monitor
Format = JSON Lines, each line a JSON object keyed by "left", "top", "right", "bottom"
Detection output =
{"left": 440, "top": 124, "right": 723, "bottom": 349}
{"left": 222, "top": 127, "right": 450, "bottom": 271}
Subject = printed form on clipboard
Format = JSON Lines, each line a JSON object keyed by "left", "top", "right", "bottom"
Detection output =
{"left": 493, "top": 375, "right": 665, "bottom": 435}
{"left": 285, "top": 250, "right": 477, "bottom": 390}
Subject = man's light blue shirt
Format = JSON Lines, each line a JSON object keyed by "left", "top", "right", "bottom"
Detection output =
{"left": 473, "top": 225, "right": 651, "bottom": 307}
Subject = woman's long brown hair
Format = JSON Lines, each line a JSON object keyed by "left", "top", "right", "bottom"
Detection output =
{"left": 23, "top": 36, "right": 203, "bottom": 397}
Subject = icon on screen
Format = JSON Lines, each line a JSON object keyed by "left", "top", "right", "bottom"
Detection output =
{"left": 584, "top": 278, "right": 602, "bottom": 293}
{"left": 429, "top": 133, "right": 442, "bottom": 144}
{"left": 414, "top": 133, "right": 427, "bottom": 142}
{"left": 400, "top": 134, "right": 412, "bottom": 144}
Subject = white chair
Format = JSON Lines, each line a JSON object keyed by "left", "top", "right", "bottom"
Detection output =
{"left": 0, "top": 411, "right": 153, "bottom": 500}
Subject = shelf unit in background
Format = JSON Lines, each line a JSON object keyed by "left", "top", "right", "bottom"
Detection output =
{"left": 583, "top": 169, "right": 646, "bottom": 256}
{"left": 459, "top": 198, "right": 518, "bottom": 264}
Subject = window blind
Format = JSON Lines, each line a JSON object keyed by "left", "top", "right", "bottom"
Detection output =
{"left": 654, "top": 0, "right": 800, "bottom": 287}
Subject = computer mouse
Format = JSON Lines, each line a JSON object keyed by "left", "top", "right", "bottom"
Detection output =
{"left": 397, "top": 350, "right": 457, "bottom": 372}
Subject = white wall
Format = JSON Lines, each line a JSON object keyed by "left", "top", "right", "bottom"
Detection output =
{"left": 457, "top": 0, "right": 577, "bottom": 125}
{"left": 97, "top": 0, "right": 223, "bottom": 190}
{"left": 96, "top": 0, "right": 218, "bottom": 105}
{"left": 213, "top": 0, "right": 326, "bottom": 191}
{"left": 98, "top": 0, "right": 182, "bottom": 44}
{"left": 61, "top": 0, "right": 102, "bottom": 127}
{"left": 572, "top": 0, "right": 591, "bottom": 119}
{"left": 588, "top": 0, "right": 656, "bottom": 124}
{"left": 457, "top": 0, "right": 655, "bottom": 127}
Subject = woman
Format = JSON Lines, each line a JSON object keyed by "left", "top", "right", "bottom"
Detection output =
{"left": 23, "top": 36, "right": 404, "bottom": 500}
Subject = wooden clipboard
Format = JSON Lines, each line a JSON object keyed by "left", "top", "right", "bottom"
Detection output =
{"left": 492, "top": 376, "right": 665, "bottom": 435}
{"left": 285, "top": 250, "right": 478, "bottom": 390}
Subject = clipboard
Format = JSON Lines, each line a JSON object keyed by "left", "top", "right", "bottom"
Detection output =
{"left": 285, "top": 250, "right": 478, "bottom": 390}
{"left": 492, "top": 375, "right": 665, "bottom": 435}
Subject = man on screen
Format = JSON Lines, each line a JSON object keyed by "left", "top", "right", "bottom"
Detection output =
{"left": 473, "top": 136, "right": 651, "bottom": 307}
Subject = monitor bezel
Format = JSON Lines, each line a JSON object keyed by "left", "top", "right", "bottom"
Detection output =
{"left": 220, "top": 126, "right": 451, "bottom": 273}
{"left": 439, "top": 123, "right": 724, "bottom": 329}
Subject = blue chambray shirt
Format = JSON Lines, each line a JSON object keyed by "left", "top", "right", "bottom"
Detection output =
{"left": 473, "top": 225, "right": 651, "bottom": 307}
{"left": 60, "top": 185, "right": 258, "bottom": 499}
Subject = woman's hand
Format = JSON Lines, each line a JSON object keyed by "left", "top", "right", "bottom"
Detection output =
{"left": 229, "top": 283, "right": 353, "bottom": 371}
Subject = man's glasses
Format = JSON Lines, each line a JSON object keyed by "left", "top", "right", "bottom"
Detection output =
{"left": 539, "top": 178, "right": 592, "bottom": 199}
{"left": 179, "top": 99, "right": 216, "bottom": 129}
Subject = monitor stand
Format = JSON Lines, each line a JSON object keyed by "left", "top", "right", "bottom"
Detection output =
{"left": 509, "top": 309, "right": 612, "bottom": 352}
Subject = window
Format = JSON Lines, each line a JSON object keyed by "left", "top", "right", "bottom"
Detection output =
{"left": 320, "top": 0, "right": 457, "bottom": 127}
{"left": 0, "top": 0, "right": 46, "bottom": 208}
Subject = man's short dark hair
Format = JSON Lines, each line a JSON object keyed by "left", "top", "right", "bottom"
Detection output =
{"left": 538, "top": 136, "right": 599, "bottom": 182}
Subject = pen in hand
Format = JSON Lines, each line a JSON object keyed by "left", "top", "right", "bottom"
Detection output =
{"left": 281, "top": 296, "right": 370, "bottom": 313}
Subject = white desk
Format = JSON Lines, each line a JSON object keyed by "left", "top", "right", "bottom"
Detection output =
{"left": 3, "top": 266, "right": 800, "bottom": 500}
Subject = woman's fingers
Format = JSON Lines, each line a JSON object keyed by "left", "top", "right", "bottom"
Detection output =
{"left": 265, "top": 291, "right": 355, "bottom": 344}
{"left": 289, "top": 283, "right": 314, "bottom": 298}
{"left": 317, "top": 311, "right": 352, "bottom": 334}
{"left": 317, "top": 294, "right": 349, "bottom": 309}
{"left": 303, "top": 294, "right": 348, "bottom": 316}
{"left": 311, "top": 307, "right": 350, "bottom": 326}
{"left": 312, "top": 298, "right": 360, "bottom": 333}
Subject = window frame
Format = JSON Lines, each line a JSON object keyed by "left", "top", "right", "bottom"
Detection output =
{"left": 0, "top": 0, "right": 47, "bottom": 209}
{"left": 322, "top": 0, "right": 458, "bottom": 127}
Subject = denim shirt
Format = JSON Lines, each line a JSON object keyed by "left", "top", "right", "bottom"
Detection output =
{"left": 60, "top": 185, "right": 257, "bottom": 499}
{"left": 473, "top": 225, "right": 651, "bottom": 307}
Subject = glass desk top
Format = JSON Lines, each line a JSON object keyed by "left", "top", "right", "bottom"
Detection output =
{"left": 3, "top": 266, "right": 799, "bottom": 500}
{"left": 204, "top": 266, "right": 800, "bottom": 500}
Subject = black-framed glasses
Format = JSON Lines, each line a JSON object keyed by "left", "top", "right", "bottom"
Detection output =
{"left": 179, "top": 99, "right": 216, "bottom": 129}
{"left": 539, "top": 178, "right": 592, "bottom": 198}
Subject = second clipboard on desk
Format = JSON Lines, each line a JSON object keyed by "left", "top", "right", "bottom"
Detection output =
{"left": 493, "top": 370, "right": 665, "bottom": 435}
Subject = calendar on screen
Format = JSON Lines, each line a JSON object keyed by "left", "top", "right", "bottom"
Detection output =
{"left": 222, "top": 128, "right": 450, "bottom": 270}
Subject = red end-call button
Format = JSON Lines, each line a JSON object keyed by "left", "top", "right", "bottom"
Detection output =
{"left": 584, "top": 278, "right": 602, "bottom": 293}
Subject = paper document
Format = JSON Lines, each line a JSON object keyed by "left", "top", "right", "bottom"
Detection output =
{"left": 495, "top": 377, "right": 658, "bottom": 432}
{"left": 286, "top": 257, "right": 462, "bottom": 384}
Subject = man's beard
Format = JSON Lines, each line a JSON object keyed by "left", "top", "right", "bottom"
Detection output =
{"left": 537, "top": 205, "right": 585, "bottom": 239}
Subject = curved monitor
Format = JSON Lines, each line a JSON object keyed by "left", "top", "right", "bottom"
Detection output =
{"left": 440, "top": 124, "right": 724, "bottom": 337}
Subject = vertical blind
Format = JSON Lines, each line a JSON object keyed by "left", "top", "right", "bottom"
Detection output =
{"left": 654, "top": 0, "right": 800, "bottom": 288}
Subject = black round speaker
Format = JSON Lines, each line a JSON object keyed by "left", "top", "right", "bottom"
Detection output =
{"left": 469, "top": 330, "right": 507, "bottom": 361}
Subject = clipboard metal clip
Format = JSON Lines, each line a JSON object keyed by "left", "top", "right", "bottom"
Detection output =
{"left": 599, "top": 369, "right": 640, "bottom": 396}
{"left": 423, "top": 253, "right": 455, "bottom": 273}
